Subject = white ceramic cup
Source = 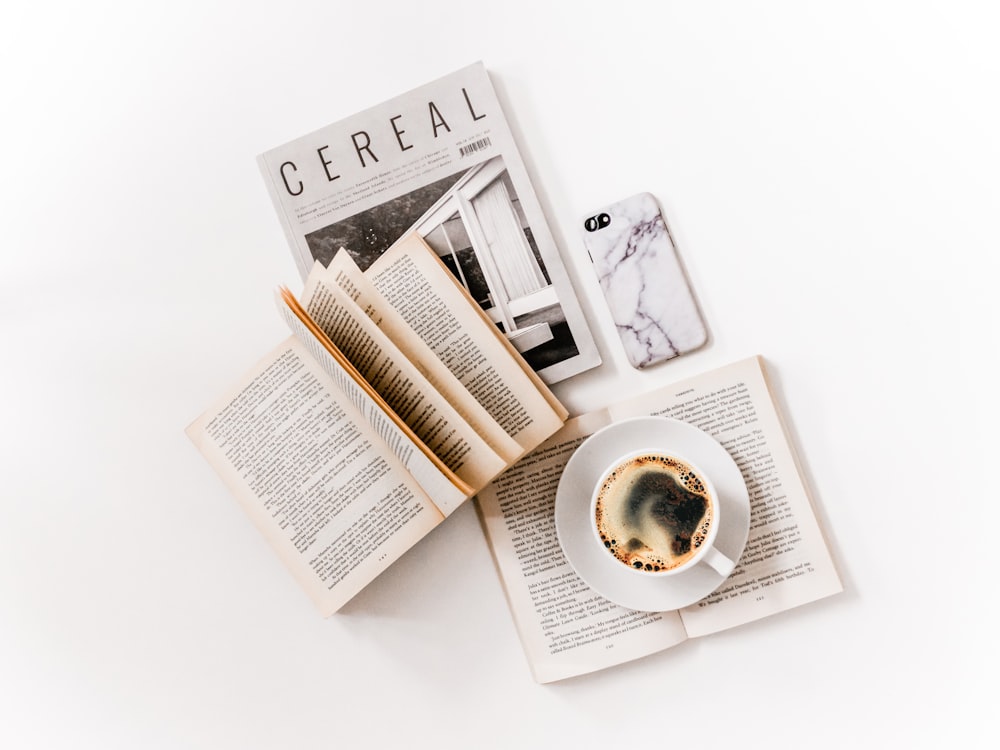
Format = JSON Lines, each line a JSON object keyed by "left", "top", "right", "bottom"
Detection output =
{"left": 590, "top": 450, "right": 735, "bottom": 578}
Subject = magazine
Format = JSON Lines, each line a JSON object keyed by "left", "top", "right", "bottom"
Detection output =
{"left": 476, "top": 356, "right": 842, "bottom": 682}
{"left": 187, "top": 235, "right": 567, "bottom": 615}
{"left": 257, "top": 61, "right": 600, "bottom": 384}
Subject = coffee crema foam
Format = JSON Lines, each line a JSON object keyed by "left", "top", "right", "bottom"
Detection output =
{"left": 594, "top": 454, "right": 713, "bottom": 573}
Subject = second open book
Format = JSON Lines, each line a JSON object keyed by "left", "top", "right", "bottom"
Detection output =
{"left": 187, "top": 234, "right": 567, "bottom": 615}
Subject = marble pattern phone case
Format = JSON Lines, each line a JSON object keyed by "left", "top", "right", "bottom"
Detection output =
{"left": 581, "top": 192, "right": 707, "bottom": 368}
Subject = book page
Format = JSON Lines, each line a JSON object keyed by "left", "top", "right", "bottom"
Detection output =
{"left": 186, "top": 338, "right": 443, "bottom": 615}
{"left": 608, "top": 356, "right": 843, "bottom": 636}
{"left": 367, "top": 234, "right": 567, "bottom": 454}
{"left": 300, "top": 263, "right": 506, "bottom": 496}
{"left": 475, "top": 411, "right": 689, "bottom": 684}
{"left": 277, "top": 296, "right": 469, "bottom": 515}
{"left": 478, "top": 355, "right": 841, "bottom": 680}
{"left": 324, "top": 252, "right": 523, "bottom": 466}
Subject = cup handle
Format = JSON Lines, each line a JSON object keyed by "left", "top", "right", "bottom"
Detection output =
{"left": 701, "top": 547, "right": 736, "bottom": 578}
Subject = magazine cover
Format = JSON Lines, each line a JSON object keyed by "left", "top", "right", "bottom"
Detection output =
{"left": 258, "top": 62, "right": 601, "bottom": 384}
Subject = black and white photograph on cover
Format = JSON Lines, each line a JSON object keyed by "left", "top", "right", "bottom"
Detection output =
{"left": 304, "top": 156, "right": 581, "bottom": 374}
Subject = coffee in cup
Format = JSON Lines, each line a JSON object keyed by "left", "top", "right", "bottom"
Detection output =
{"left": 592, "top": 451, "right": 734, "bottom": 577}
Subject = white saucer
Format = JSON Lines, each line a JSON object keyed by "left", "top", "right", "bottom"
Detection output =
{"left": 554, "top": 416, "right": 751, "bottom": 612}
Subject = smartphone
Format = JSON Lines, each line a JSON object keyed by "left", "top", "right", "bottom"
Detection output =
{"left": 580, "top": 192, "right": 707, "bottom": 369}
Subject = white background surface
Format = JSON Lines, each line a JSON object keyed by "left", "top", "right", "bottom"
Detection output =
{"left": 2, "top": 2, "right": 997, "bottom": 747}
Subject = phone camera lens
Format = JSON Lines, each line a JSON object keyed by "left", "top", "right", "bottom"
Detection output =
{"left": 585, "top": 214, "right": 612, "bottom": 232}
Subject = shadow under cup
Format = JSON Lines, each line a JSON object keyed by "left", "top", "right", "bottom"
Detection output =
{"left": 590, "top": 451, "right": 736, "bottom": 578}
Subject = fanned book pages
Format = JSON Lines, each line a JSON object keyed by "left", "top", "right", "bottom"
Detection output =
{"left": 258, "top": 61, "right": 600, "bottom": 385}
{"left": 187, "top": 235, "right": 567, "bottom": 615}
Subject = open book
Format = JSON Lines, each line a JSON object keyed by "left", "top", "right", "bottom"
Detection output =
{"left": 476, "top": 356, "right": 842, "bottom": 682}
{"left": 187, "top": 234, "right": 568, "bottom": 615}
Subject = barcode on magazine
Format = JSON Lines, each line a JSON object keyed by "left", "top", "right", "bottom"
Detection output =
{"left": 459, "top": 137, "right": 492, "bottom": 157}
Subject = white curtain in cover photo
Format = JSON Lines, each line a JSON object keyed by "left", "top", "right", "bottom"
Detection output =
{"left": 471, "top": 179, "right": 547, "bottom": 301}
